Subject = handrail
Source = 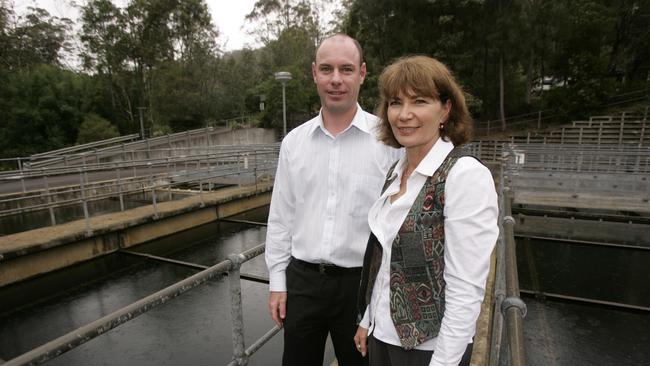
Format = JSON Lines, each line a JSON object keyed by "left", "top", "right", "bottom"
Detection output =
{"left": 504, "top": 143, "right": 650, "bottom": 174}
{"left": 0, "top": 145, "right": 280, "bottom": 180}
{"left": 489, "top": 163, "right": 507, "bottom": 366}
{"left": 476, "top": 89, "right": 649, "bottom": 136}
{"left": 488, "top": 156, "right": 527, "bottom": 365}
{"left": 501, "top": 188, "right": 527, "bottom": 366}
{"left": 0, "top": 150, "right": 279, "bottom": 235}
{"left": 2, "top": 243, "right": 277, "bottom": 366}
{"left": 29, "top": 134, "right": 140, "bottom": 158}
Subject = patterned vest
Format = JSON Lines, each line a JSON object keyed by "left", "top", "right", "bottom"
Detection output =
{"left": 358, "top": 147, "right": 472, "bottom": 350}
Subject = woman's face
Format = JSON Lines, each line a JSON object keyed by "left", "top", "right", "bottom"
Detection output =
{"left": 387, "top": 90, "right": 450, "bottom": 152}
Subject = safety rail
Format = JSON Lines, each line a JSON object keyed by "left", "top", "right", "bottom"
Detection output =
{"left": 489, "top": 158, "right": 527, "bottom": 365}
{"left": 475, "top": 89, "right": 649, "bottom": 136}
{"left": 508, "top": 111, "right": 648, "bottom": 147}
{"left": 29, "top": 134, "right": 140, "bottom": 159}
{"left": 1, "top": 148, "right": 279, "bottom": 189}
{"left": 1, "top": 144, "right": 280, "bottom": 181}
{"left": 505, "top": 143, "right": 650, "bottom": 174}
{"left": 1, "top": 243, "right": 280, "bottom": 366}
{"left": 0, "top": 151, "right": 278, "bottom": 235}
{"left": 27, "top": 126, "right": 236, "bottom": 168}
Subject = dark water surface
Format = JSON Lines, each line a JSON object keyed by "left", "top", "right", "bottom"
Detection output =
{"left": 0, "top": 206, "right": 327, "bottom": 366}
{"left": 523, "top": 297, "right": 650, "bottom": 366}
{"left": 2, "top": 212, "right": 647, "bottom": 365}
{"left": 517, "top": 238, "right": 650, "bottom": 365}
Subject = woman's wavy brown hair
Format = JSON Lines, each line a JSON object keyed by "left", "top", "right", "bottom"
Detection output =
{"left": 376, "top": 55, "right": 473, "bottom": 148}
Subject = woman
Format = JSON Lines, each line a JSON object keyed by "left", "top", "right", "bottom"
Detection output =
{"left": 354, "top": 55, "right": 499, "bottom": 366}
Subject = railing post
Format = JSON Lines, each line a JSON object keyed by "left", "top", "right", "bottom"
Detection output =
{"left": 79, "top": 169, "right": 92, "bottom": 235}
{"left": 145, "top": 138, "right": 151, "bottom": 160}
{"left": 198, "top": 178, "right": 205, "bottom": 207}
{"left": 117, "top": 168, "right": 125, "bottom": 211}
{"left": 578, "top": 127, "right": 583, "bottom": 145}
{"left": 238, "top": 154, "right": 242, "bottom": 187}
{"left": 43, "top": 175, "right": 56, "bottom": 226}
{"left": 228, "top": 254, "right": 248, "bottom": 366}
{"left": 619, "top": 118, "right": 625, "bottom": 146}
{"left": 18, "top": 158, "right": 26, "bottom": 193}
{"left": 537, "top": 110, "right": 541, "bottom": 130}
{"left": 150, "top": 176, "right": 159, "bottom": 219}
{"left": 132, "top": 151, "right": 137, "bottom": 178}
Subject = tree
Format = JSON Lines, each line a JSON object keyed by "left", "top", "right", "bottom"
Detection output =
{"left": 0, "top": 65, "right": 91, "bottom": 157}
{"left": 0, "top": 3, "right": 72, "bottom": 70}
{"left": 79, "top": 0, "right": 220, "bottom": 134}
{"left": 244, "top": 0, "right": 327, "bottom": 131}
{"left": 76, "top": 113, "right": 120, "bottom": 144}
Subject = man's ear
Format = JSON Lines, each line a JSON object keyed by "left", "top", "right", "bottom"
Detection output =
{"left": 359, "top": 62, "right": 367, "bottom": 84}
{"left": 312, "top": 62, "right": 317, "bottom": 83}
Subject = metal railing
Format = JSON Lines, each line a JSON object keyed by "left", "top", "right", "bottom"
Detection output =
{"left": 504, "top": 143, "right": 650, "bottom": 174}
{"left": 0, "top": 148, "right": 279, "bottom": 235}
{"left": 1, "top": 144, "right": 279, "bottom": 180}
{"left": 489, "top": 161, "right": 527, "bottom": 366}
{"left": 1, "top": 243, "right": 279, "bottom": 366}
{"left": 25, "top": 126, "right": 238, "bottom": 169}
{"left": 507, "top": 111, "right": 648, "bottom": 147}
{"left": 29, "top": 134, "right": 140, "bottom": 159}
{"left": 475, "top": 89, "right": 649, "bottom": 136}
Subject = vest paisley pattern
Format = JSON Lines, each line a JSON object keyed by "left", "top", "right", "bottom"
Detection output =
{"left": 358, "top": 147, "right": 470, "bottom": 350}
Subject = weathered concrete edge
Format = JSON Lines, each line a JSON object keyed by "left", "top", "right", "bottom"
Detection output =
{"left": 471, "top": 246, "right": 498, "bottom": 365}
{"left": 0, "top": 184, "right": 273, "bottom": 287}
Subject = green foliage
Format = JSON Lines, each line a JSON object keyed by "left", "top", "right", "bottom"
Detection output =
{"left": 0, "top": 5, "right": 72, "bottom": 70}
{"left": 341, "top": 0, "right": 650, "bottom": 126}
{"left": 243, "top": 1, "right": 326, "bottom": 131}
{"left": 76, "top": 113, "right": 120, "bottom": 144}
{"left": 2, "top": 0, "right": 649, "bottom": 157}
{"left": 79, "top": 0, "right": 220, "bottom": 134}
{"left": 0, "top": 65, "right": 91, "bottom": 157}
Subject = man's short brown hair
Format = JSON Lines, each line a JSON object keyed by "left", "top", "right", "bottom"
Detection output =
{"left": 315, "top": 34, "right": 364, "bottom": 66}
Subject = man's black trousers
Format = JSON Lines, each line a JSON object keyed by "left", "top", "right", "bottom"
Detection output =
{"left": 282, "top": 258, "right": 364, "bottom": 366}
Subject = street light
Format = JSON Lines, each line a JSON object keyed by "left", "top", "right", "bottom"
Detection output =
{"left": 137, "top": 106, "right": 146, "bottom": 140}
{"left": 274, "top": 71, "right": 292, "bottom": 138}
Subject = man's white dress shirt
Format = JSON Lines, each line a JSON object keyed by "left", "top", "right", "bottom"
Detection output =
{"left": 266, "top": 105, "right": 402, "bottom": 292}
{"left": 359, "top": 138, "right": 499, "bottom": 366}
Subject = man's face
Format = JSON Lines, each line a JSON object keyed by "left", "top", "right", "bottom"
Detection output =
{"left": 312, "top": 37, "right": 366, "bottom": 116}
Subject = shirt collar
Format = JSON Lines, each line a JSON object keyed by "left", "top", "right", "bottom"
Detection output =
{"left": 381, "top": 138, "right": 453, "bottom": 200}
{"left": 387, "top": 138, "right": 454, "bottom": 182}
{"left": 308, "top": 104, "right": 369, "bottom": 136}
{"left": 414, "top": 138, "right": 455, "bottom": 177}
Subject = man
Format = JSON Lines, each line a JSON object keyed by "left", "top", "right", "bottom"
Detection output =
{"left": 265, "top": 34, "right": 401, "bottom": 366}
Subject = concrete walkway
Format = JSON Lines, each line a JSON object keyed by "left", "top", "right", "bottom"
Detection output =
{"left": 0, "top": 183, "right": 273, "bottom": 287}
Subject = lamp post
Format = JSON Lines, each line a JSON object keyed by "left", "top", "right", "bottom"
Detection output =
{"left": 137, "top": 106, "right": 146, "bottom": 140}
{"left": 274, "top": 71, "right": 292, "bottom": 138}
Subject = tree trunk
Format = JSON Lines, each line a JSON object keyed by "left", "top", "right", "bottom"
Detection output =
{"left": 525, "top": 48, "right": 534, "bottom": 106}
{"left": 499, "top": 53, "right": 506, "bottom": 131}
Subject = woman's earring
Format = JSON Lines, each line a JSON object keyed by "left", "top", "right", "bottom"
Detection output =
{"left": 439, "top": 123, "right": 444, "bottom": 130}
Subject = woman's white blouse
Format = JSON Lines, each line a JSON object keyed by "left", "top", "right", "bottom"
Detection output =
{"left": 359, "top": 138, "right": 499, "bottom": 366}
